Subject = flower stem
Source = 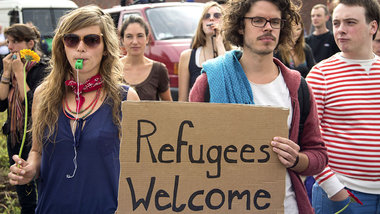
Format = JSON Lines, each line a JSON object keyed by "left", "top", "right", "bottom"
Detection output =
{"left": 335, "top": 201, "right": 352, "bottom": 214}
{"left": 18, "top": 62, "right": 28, "bottom": 159}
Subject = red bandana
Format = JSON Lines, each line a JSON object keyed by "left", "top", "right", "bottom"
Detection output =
{"left": 65, "top": 74, "right": 103, "bottom": 112}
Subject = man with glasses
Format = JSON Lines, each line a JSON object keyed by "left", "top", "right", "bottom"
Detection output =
{"left": 189, "top": 0, "right": 327, "bottom": 213}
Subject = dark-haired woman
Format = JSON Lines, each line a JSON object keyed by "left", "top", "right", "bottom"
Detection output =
{"left": 0, "top": 23, "right": 48, "bottom": 214}
{"left": 120, "top": 15, "right": 172, "bottom": 101}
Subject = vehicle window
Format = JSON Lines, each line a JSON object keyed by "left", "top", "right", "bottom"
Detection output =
{"left": 146, "top": 5, "right": 202, "bottom": 40}
{"left": 22, "top": 8, "right": 75, "bottom": 37}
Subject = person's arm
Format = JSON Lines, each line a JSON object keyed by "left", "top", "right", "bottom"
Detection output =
{"left": 189, "top": 73, "right": 208, "bottom": 102}
{"left": 127, "top": 87, "right": 140, "bottom": 101}
{"left": 306, "top": 65, "right": 347, "bottom": 200}
{"left": 271, "top": 137, "right": 309, "bottom": 172}
{"left": 0, "top": 54, "right": 12, "bottom": 100}
{"left": 212, "top": 24, "right": 226, "bottom": 56}
{"left": 8, "top": 85, "right": 43, "bottom": 185}
{"left": 156, "top": 62, "right": 172, "bottom": 101}
{"left": 159, "top": 89, "right": 172, "bottom": 101}
{"left": 178, "top": 49, "right": 191, "bottom": 101}
{"left": 12, "top": 52, "right": 31, "bottom": 99}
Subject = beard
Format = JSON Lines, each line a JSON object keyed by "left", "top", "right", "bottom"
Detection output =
{"left": 244, "top": 42, "right": 274, "bottom": 56}
{"left": 243, "top": 35, "right": 277, "bottom": 56}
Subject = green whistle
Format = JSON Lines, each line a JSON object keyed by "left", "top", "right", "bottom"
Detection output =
{"left": 75, "top": 59, "right": 83, "bottom": 69}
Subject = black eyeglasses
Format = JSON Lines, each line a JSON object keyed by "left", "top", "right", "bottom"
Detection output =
{"left": 63, "top": 34, "right": 103, "bottom": 48}
{"left": 244, "top": 17, "right": 285, "bottom": 29}
{"left": 204, "top": 12, "right": 222, "bottom": 20}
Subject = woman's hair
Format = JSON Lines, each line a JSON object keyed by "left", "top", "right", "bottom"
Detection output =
{"left": 120, "top": 15, "right": 149, "bottom": 39}
{"left": 33, "top": 5, "right": 124, "bottom": 144}
{"left": 4, "top": 23, "right": 41, "bottom": 52}
{"left": 192, "top": 1, "right": 231, "bottom": 50}
{"left": 278, "top": 19, "right": 306, "bottom": 65}
{"left": 223, "top": 0, "right": 301, "bottom": 48}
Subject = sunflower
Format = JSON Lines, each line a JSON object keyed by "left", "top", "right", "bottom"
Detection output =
{"left": 20, "top": 49, "right": 40, "bottom": 62}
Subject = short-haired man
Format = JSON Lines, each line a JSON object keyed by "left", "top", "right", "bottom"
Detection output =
{"left": 189, "top": 0, "right": 328, "bottom": 213}
{"left": 307, "top": 0, "right": 380, "bottom": 213}
{"left": 306, "top": 4, "right": 340, "bottom": 63}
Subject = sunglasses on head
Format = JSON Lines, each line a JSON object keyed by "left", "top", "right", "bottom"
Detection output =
{"left": 204, "top": 12, "right": 222, "bottom": 20}
{"left": 63, "top": 34, "right": 103, "bottom": 48}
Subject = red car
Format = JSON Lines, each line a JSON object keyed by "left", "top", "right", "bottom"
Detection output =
{"left": 104, "top": 2, "right": 204, "bottom": 100}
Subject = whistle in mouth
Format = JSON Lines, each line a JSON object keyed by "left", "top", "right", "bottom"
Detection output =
{"left": 12, "top": 54, "right": 17, "bottom": 59}
{"left": 75, "top": 59, "right": 83, "bottom": 69}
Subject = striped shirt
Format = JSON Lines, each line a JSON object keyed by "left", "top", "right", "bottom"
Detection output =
{"left": 306, "top": 53, "right": 380, "bottom": 197}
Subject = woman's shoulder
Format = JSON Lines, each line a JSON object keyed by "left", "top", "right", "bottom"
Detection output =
{"left": 179, "top": 49, "right": 192, "bottom": 60}
{"left": 152, "top": 60, "right": 167, "bottom": 71}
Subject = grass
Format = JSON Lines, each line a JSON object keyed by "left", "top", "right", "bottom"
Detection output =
{"left": 0, "top": 111, "right": 21, "bottom": 214}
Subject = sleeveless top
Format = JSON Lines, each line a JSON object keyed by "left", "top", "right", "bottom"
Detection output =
{"left": 36, "top": 87, "right": 129, "bottom": 214}
{"left": 188, "top": 48, "right": 202, "bottom": 89}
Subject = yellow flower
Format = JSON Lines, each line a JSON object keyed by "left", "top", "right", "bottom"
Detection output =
{"left": 20, "top": 49, "right": 40, "bottom": 62}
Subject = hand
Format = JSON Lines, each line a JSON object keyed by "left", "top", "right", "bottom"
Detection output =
{"left": 2, "top": 53, "right": 13, "bottom": 76}
{"left": 271, "top": 137, "right": 300, "bottom": 168}
{"left": 330, "top": 188, "right": 350, "bottom": 201}
{"left": 10, "top": 53, "right": 24, "bottom": 80}
{"left": 8, "top": 155, "right": 36, "bottom": 185}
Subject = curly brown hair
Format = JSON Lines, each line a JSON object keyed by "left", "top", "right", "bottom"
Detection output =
{"left": 223, "top": 0, "right": 301, "bottom": 49}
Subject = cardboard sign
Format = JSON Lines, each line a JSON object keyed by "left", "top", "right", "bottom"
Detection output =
{"left": 118, "top": 101, "right": 289, "bottom": 213}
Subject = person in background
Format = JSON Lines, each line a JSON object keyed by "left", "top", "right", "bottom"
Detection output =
{"left": 275, "top": 19, "right": 316, "bottom": 78}
{"left": 189, "top": 0, "right": 328, "bottom": 212}
{"left": 309, "top": 0, "right": 339, "bottom": 35}
{"left": 0, "top": 23, "right": 48, "bottom": 214}
{"left": 120, "top": 15, "right": 172, "bottom": 101}
{"left": 178, "top": 1, "right": 231, "bottom": 102}
{"left": 8, "top": 5, "right": 139, "bottom": 213}
{"left": 306, "top": 4, "right": 340, "bottom": 63}
{"left": 307, "top": 0, "right": 380, "bottom": 213}
{"left": 0, "top": 24, "right": 9, "bottom": 70}
{"left": 373, "top": 28, "right": 380, "bottom": 56}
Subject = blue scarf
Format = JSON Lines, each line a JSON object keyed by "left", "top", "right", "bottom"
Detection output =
{"left": 202, "top": 50, "right": 254, "bottom": 104}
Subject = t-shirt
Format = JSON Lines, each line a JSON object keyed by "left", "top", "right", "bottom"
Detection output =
{"left": 249, "top": 71, "right": 298, "bottom": 214}
{"left": 130, "top": 61, "right": 170, "bottom": 100}
{"left": 305, "top": 31, "right": 340, "bottom": 63}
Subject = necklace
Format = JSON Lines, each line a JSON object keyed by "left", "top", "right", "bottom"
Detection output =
{"left": 63, "top": 88, "right": 102, "bottom": 120}
{"left": 65, "top": 88, "right": 101, "bottom": 114}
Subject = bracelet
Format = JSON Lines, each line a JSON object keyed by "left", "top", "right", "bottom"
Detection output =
{"left": 1, "top": 76, "right": 10, "bottom": 82}
{"left": 1, "top": 79, "right": 10, "bottom": 84}
{"left": 288, "top": 155, "right": 299, "bottom": 168}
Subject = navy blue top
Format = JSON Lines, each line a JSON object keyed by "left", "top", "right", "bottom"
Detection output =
{"left": 36, "top": 88, "right": 128, "bottom": 214}
{"left": 188, "top": 48, "right": 202, "bottom": 89}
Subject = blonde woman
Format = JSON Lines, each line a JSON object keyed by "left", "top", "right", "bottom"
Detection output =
{"left": 8, "top": 5, "right": 139, "bottom": 213}
{"left": 178, "top": 1, "right": 231, "bottom": 101}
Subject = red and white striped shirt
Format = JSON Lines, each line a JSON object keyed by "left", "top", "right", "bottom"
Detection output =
{"left": 307, "top": 53, "right": 380, "bottom": 197}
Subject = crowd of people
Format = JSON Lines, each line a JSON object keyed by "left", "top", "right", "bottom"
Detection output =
{"left": 1, "top": 0, "right": 379, "bottom": 213}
